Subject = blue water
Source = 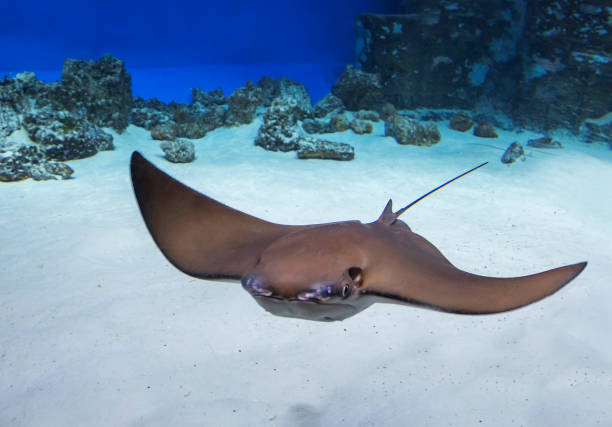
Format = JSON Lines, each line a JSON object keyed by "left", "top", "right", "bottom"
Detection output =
{"left": 1, "top": 0, "right": 396, "bottom": 102}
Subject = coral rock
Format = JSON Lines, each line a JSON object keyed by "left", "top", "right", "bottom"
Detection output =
{"left": 160, "top": 139, "right": 195, "bottom": 163}
{"left": 332, "top": 65, "right": 383, "bottom": 111}
{"left": 0, "top": 140, "right": 73, "bottom": 181}
{"left": 150, "top": 122, "right": 177, "bottom": 141}
{"left": 296, "top": 137, "right": 355, "bottom": 161}
{"left": 385, "top": 114, "right": 441, "bottom": 146}
{"left": 131, "top": 97, "right": 174, "bottom": 129}
{"left": 580, "top": 117, "right": 612, "bottom": 147}
{"left": 449, "top": 112, "right": 474, "bottom": 132}
{"left": 225, "top": 81, "right": 264, "bottom": 126}
{"left": 23, "top": 108, "right": 113, "bottom": 161}
{"left": 255, "top": 97, "right": 301, "bottom": 152}
{"left": 378, "top": 102, "right": 397, "bottom": 121}
{"left": 257, "top": 76, "right": 281, "bottom": 107}
{"left": 350, "top": 119, "right": 373, "bottom": 135}
{"left": 192, "top": 87, "right": 227, "bottom": 107}
{"left": 278, "top": 78, "right": 313, "bottom": 120}
{"left": 0, "top": 105, "right": 21, "bottom": 138}
{"left": 501, "top": 142, "right": 525, "bottom": 164}
{"left": 60, "top": 55, "right": 132, "bottom": 132}
{"left": 175, "top": 102, "right": 226, "bottom": 139}
{"left": 474, "top": 122, "right": 498, "bottom": 138}
{"left": 302, "top": 118, "right": 329, "bottom": 134}
{"left": 329, "top": 114, "right": 351, "bottom": 133}
{"left": 354, "top": 110, "right": 380, "bottom": 122}
{"left": 313, "top": 93, "right": 345, "bottom": 118}
{"left": 527, "top": 137, "right": 562, "bottom": 148}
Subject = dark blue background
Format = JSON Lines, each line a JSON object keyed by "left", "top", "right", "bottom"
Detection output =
{"left": 1, "top": 0, "right": 396, "bottom": 102}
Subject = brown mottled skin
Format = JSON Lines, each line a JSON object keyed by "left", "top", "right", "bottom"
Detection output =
{"left": 130, "top": 151, "right": 586, "bottom": 322}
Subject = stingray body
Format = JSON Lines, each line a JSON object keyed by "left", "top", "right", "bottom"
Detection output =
{"left": 130, "top": 151, "right": 586, "bottom": 322}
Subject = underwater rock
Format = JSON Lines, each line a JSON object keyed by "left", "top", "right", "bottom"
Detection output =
{"left": 14, "top": 71, "right": 37, "bottom": 87}
{"left": 302, "top": 118, "right": 329, "bottom": 134}
{"left": 150, "top": 122, "right": 177, "bottom": 141}
{"left": 160, "top": 139, "right": 195, "bottom": 163}
{"left": 255, "top": 97, "right": 300, "bottom": 152}
{"left": 192, "top": 87, "right": 227, "bottom": 106}
{"left": 278, "top": 78, "right": 313, "bottom": 120}
{"left": 0, "top": 105, "right": 21, "bottom": 138}
{"left": 385, "top": 114, "right": 441, "bottom": 146}
{"left": 449, "top": 112, "right": 474, "bottom": 132}
{"left": 27, "top": 161, "right": 74, "bottom": 181}
{"left": 296, "top": 137, "right": 354, "bottom": 161}
{"left": 328, "top": 114, "right": 351, "bottom": 133}
{"left": 580, "top": 116, "right": 612, "bottom": 147}
{"left": 131, "top": 97, "right": 174, "bottom": 129}
{"left": 354, "top": 110, "right": 380, "bottom": 122}
{"left": 175, "top": 121, "right": 209, "bottom": 139}
{"left": 256, "top": 76, "right": 280, "bottom": 107}
{"left": 350, "top": 119, "right": 373, "bottom": 135}
{"left": 332, "top": 65, "right": 383, "bottom": 111}
{"left": 59, "top": 55, "right": 132, "bottom": 132}
{"left": 377, "top": 102, "right": 397, "bottom": 121}
{"left": 302, "top": 110, "right": 378, "bottom": 135}
{"left": 171, "top": 102, "right": 225, "bottom": 139}
{"left": 313, "top": 93, "right": 345, "bottom": 118}
{"left": 527, "top": 137, "right": 562, "bottom": 149}
{"left": 132, "top": 96, "right": 226, "bottom": 139}
{"left": 225, "top": 81, "right": 264, "bottom": 126}
{"left": 501, "top": 141, "right": 525, "bottom": 164}
{"left": 0, "top": 71, "right": 49, "bottom": 115}
{"left": 23, "top": 108, "right": 113, "bottom": 161}
{"left": 473, "top": 122, "right": 498, "bottom": 138}
{"left": 0, "top": 140, "right": 73, "bottom": 181}
{"left": 303, "top": 112, "right": 374, "bottom": 135}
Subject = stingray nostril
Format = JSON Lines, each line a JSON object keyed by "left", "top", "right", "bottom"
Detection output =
{"left": 241, "top": 275, "right": 273, "bottom": 296}
{"left": 241, "top": 275, "right": 253, "bottom": 288}
{"left": 241, "top": 274, "right": 259, "bottom": 290}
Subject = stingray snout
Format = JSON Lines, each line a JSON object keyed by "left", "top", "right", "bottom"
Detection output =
{"left": 241, "top": 274, "right": 273, "bottom": 297}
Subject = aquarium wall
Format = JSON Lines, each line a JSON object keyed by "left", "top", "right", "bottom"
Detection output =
{"left": 357, "top": 0, "right": 612, "bottom": 134}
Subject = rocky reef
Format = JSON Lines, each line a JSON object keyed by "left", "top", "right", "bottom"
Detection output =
{"left": 0, "top": 55, "right": 130, "bottom": 181}
{"left": 0, "top": 139, "right": 73, "bottom": 182}
{"left": 160, "top": 139, "right": 195, "bottom": 163}
{"left": 3, "top": 12, "right": 610, "bottom": 183}
{"left": 0, "top": 54, "right": 280, "bottom": 181}
{"left": 252, "top": 88, "right": 361, "bottom": 160}
{"left": 385, "top": 113, "right": 440, "bottom": 146}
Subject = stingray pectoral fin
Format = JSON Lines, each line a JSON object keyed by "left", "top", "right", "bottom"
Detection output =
{"left": 130, "top": 151, "right": 305, "bottom": 279}
{"left": 366, "top": 262, "right": 587, "bottom": 314}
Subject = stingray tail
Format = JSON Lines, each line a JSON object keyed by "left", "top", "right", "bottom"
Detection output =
{"left": 378, "top": 162, "right": 488, "bottom": 225}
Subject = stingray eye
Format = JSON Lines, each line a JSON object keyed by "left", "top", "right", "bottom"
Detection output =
{"left": 347, "top": 267, "right": 363, "bottom": 287}
{"left": 342, "top": 283, "right": 350, "bottom": 298}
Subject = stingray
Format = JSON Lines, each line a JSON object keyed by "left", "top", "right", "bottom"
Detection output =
{"left": 130, "top": 151, "right": 586, "bottom": 322}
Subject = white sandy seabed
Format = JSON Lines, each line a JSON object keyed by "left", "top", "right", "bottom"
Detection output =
{"left": 1, "top": 119, "right": 611, "bottom": 427}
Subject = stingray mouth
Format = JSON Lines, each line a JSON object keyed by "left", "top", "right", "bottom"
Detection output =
{"left": 241, "top": 274, "right": 357, "bottom": 321}
{"left": 252, "top": 295, "right": 320, "bottom": 304}
{"left": 252, "top": 295, "right": 357, "bottom": 321}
